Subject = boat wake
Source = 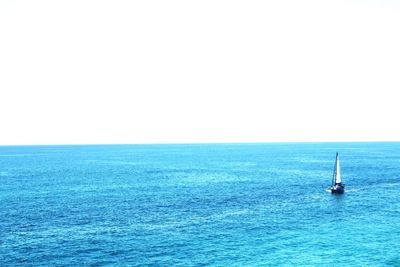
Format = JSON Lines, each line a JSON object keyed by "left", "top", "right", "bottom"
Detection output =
{"left": 325, "top": 187, "right": 361, "bottom": 193}
{"left": 345, "top": 188, "right": 361, "bottom": 192}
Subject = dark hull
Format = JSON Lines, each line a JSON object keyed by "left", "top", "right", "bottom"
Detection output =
{"left": 331, "top": 186, "right": 344, "bottom": 194}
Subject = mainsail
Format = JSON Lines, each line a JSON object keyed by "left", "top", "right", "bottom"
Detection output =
{"left": 335, "top": 153, "right": 341, "bottom": 184}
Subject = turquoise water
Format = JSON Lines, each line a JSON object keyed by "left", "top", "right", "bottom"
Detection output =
{"left": 1, "top": 143, "right": 400, "bottom": 266}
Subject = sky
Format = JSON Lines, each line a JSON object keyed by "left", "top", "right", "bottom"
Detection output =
{"left": 1, "top": 0, "right": 400, "bottom": 145}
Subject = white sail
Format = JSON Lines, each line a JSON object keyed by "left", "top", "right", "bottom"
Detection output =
{"left": 335, "top": 155, "right": 341, "bottom": 184}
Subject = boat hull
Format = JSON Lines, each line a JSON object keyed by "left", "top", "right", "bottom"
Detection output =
{"left": 331, "top": 186, "right": 344, "bottom": 194}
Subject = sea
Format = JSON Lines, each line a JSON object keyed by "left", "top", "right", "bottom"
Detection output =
{"left": 1, "top": 142, "right": 399, "bottom": 266}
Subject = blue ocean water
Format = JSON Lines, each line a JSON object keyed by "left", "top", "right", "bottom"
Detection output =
{"left": 1, "top": 143, "right": 400, "bottom": 266}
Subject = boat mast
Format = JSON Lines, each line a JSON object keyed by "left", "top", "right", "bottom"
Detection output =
{"left": 331, "top": 152, "right": 338, "bottom": 187}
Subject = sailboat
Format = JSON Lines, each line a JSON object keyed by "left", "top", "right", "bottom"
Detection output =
{"left": 331, "top": 152, "right": 345, "bottom": 194}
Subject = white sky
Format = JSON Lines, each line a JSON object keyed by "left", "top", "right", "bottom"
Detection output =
{"left": 1, "top": 0, "right": 400, "bottom": 145}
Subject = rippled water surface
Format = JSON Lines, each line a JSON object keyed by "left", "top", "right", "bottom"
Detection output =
{"left": 1, "top": 143, "right": 400, "bottom": 266}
